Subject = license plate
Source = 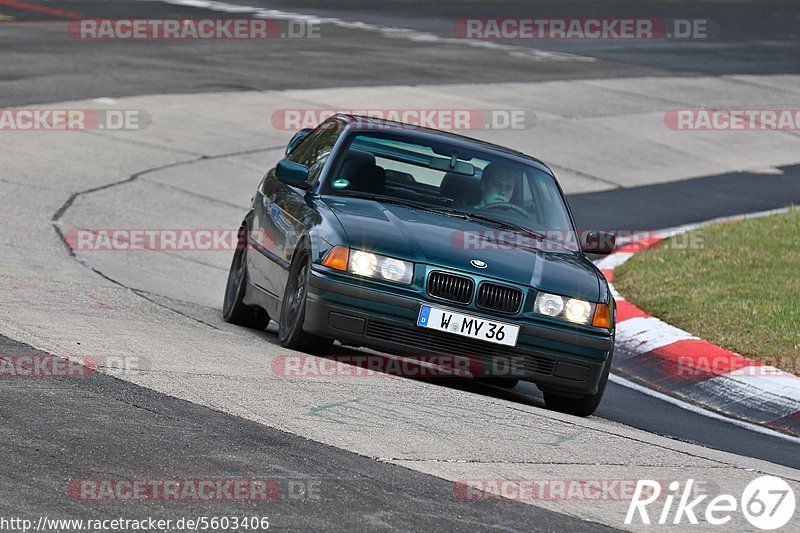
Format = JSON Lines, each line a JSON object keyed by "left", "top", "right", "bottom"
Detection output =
{"left": 416, "top": 305, "right": 519, "bottom": 347}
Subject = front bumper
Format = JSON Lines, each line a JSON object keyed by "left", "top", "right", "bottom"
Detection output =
{"left": 305, "top": 269, "right": 614, "bottom": 395}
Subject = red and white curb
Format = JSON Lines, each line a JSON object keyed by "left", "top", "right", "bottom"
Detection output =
{"left": 596, "top": 208, "right": 800, "bottom": 437}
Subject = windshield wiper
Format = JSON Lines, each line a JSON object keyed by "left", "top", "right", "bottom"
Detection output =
{"left": 462, "top": 212, "right": 545, "bottom": 241}
{"left": 331, "top": 193, "right": 471, "bottom": 219}
{"left": 458, "top": 212, "right": 576, "bottom": 252}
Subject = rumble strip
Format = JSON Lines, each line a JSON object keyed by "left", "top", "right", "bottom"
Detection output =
{"left": 596, "top": 208, "right": 800, "bottom": 436}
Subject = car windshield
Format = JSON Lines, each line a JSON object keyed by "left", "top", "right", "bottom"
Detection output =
{"left": 322, "top": 131, "right": 578, "bottom": 250}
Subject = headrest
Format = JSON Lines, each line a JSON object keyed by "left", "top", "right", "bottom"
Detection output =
{"left": 385, "top": 169, "right": 416, "bottom": 186}
{"left": 340, "top": 149, "right": 376, "bottom": 170}
{"left": 481, "top": 162, "right": 519, "bottom": 183}
{"left": 441, "top": 172, "right": 480, "bottom": 207}
{"left": 339, "top": 149, "right": 385, "bottom": 194}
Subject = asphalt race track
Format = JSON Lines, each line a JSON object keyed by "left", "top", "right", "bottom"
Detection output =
{"left": 1, "top": 1, "right": 799, "bottom": 531}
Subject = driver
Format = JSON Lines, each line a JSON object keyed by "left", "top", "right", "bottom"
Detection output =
{"left": 474, "top": 163, "right": 518, "bottom": 209}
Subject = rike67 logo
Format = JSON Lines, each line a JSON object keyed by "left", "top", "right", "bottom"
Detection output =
{"left": 626, "top": 476, "right": 796, "bottom": 530}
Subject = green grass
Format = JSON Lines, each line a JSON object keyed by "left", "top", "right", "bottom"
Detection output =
{"left": 614, "top": 208, "right": 800, "bottom": 374}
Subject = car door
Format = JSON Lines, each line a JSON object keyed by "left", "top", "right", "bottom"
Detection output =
{"left": 250, "top": 119, "right": 344, "bottom": 297}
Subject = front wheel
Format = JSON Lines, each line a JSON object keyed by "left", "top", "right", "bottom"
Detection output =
{"left": 477, "top": 377, "right": 519, "bottom": 389}
{"left": 543, "top": 357, "right": 611, "bottom": 416}
{"left": 278, "top": 249, "right": 333, "bottom": 354}
{"left": 543, "top": 389, "right": 605, "bottom": 417}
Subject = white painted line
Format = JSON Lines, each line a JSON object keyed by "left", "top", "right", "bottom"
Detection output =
{"left": 160, "top": 0, "right": 597, "bottom": 62}
{"left": 616, "top": 316, "right": 697, "bottom": 353}
{"left": 724, "top": 367, "right": 800, "bottom": 404}
{"left": 609, "top": 373, "right": 800, "bottom": 444}
{"left": 685, "top": 376, "right": 800, "bottom": 422}
{"left": 608, "top": 283, "right": 624, "bottom": 302}
{"left": 748, "top": 166, "right": 785, "bottom": 175}
{"left": 730, "top": 365, "right": 798, "bottom": 379}
{"left": 595, "top": 252, "right": 633, "bottom": 270}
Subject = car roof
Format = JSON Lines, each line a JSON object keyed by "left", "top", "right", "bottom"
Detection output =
{"left": 332, "top": 113, "right": 553, "bottom": 175}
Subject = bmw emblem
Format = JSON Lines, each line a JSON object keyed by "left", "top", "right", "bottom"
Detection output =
{"left": 471, "top": 259, "right": 487, "bottom": 269}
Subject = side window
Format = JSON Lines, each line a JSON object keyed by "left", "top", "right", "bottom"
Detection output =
{"left": 288, "top": 120, "right": 343, "bottom": 181}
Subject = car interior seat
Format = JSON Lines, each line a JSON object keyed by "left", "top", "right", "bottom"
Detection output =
{"left": 338, "top": 149, "right": 386, "bottom": 194}
{"left": 440, "top": 172, "right": 481, "bottom": 208}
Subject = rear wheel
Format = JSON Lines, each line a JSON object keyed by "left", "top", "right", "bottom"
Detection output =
{"left": 278, "top": 248, "right": 333, "bottom": 354}
{"left": 222, "top": 228, "right": 270, "bottom": 329}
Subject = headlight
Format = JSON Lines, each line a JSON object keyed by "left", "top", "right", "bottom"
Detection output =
{"left": 349, "top": 251, "right": 413, "bottom": 284}
{"left": 534, "top": 292, "right": 597, "bottom": 326}
{"left": 534, "top": 293, "right": 564, "bottom": 317}
{"left": 565, "top": 298, "right": 592, "bottom": 323}
{"left": 350, "top": 250, "right": 377, "bottom": 276}
{"left": 380, "top": 257, "right": 408, "bottom": 282}
{"left": 322, "top": 246, "right": 414, "bottom": 284}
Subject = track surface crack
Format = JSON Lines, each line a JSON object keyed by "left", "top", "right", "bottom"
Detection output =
{"left": 50, "top": 144, "right": 284, "bottom": 330}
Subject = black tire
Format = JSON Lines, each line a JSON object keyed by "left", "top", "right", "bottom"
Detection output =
{"left": 477, "top": 377, "right": 519, "bottom": 389}
{"left": 278, "top": 247, "right": 333, "bottom": 354}
{"left": 222, "top": 228, "right": 270, "bottom": 329}
{"left": 543, "top": 359, "right": 611, "bottom": 417}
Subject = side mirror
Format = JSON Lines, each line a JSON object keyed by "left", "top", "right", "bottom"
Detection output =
{"left": 275, "top": 159, "right": 310, "bottom": 189}
{"left": 581, "top": 230, "right": 616, "bottom": 255}
{"left": 285, "top": 128, "right": 313, "bottom": 156}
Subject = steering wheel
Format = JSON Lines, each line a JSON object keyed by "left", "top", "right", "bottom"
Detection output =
{"left": 478, "top": 202, "right": 530, "bottom": 218}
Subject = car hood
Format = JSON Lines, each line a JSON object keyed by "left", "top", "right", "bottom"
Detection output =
{"left": 324, "top": 197, "right": 601, "bottom": 301}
